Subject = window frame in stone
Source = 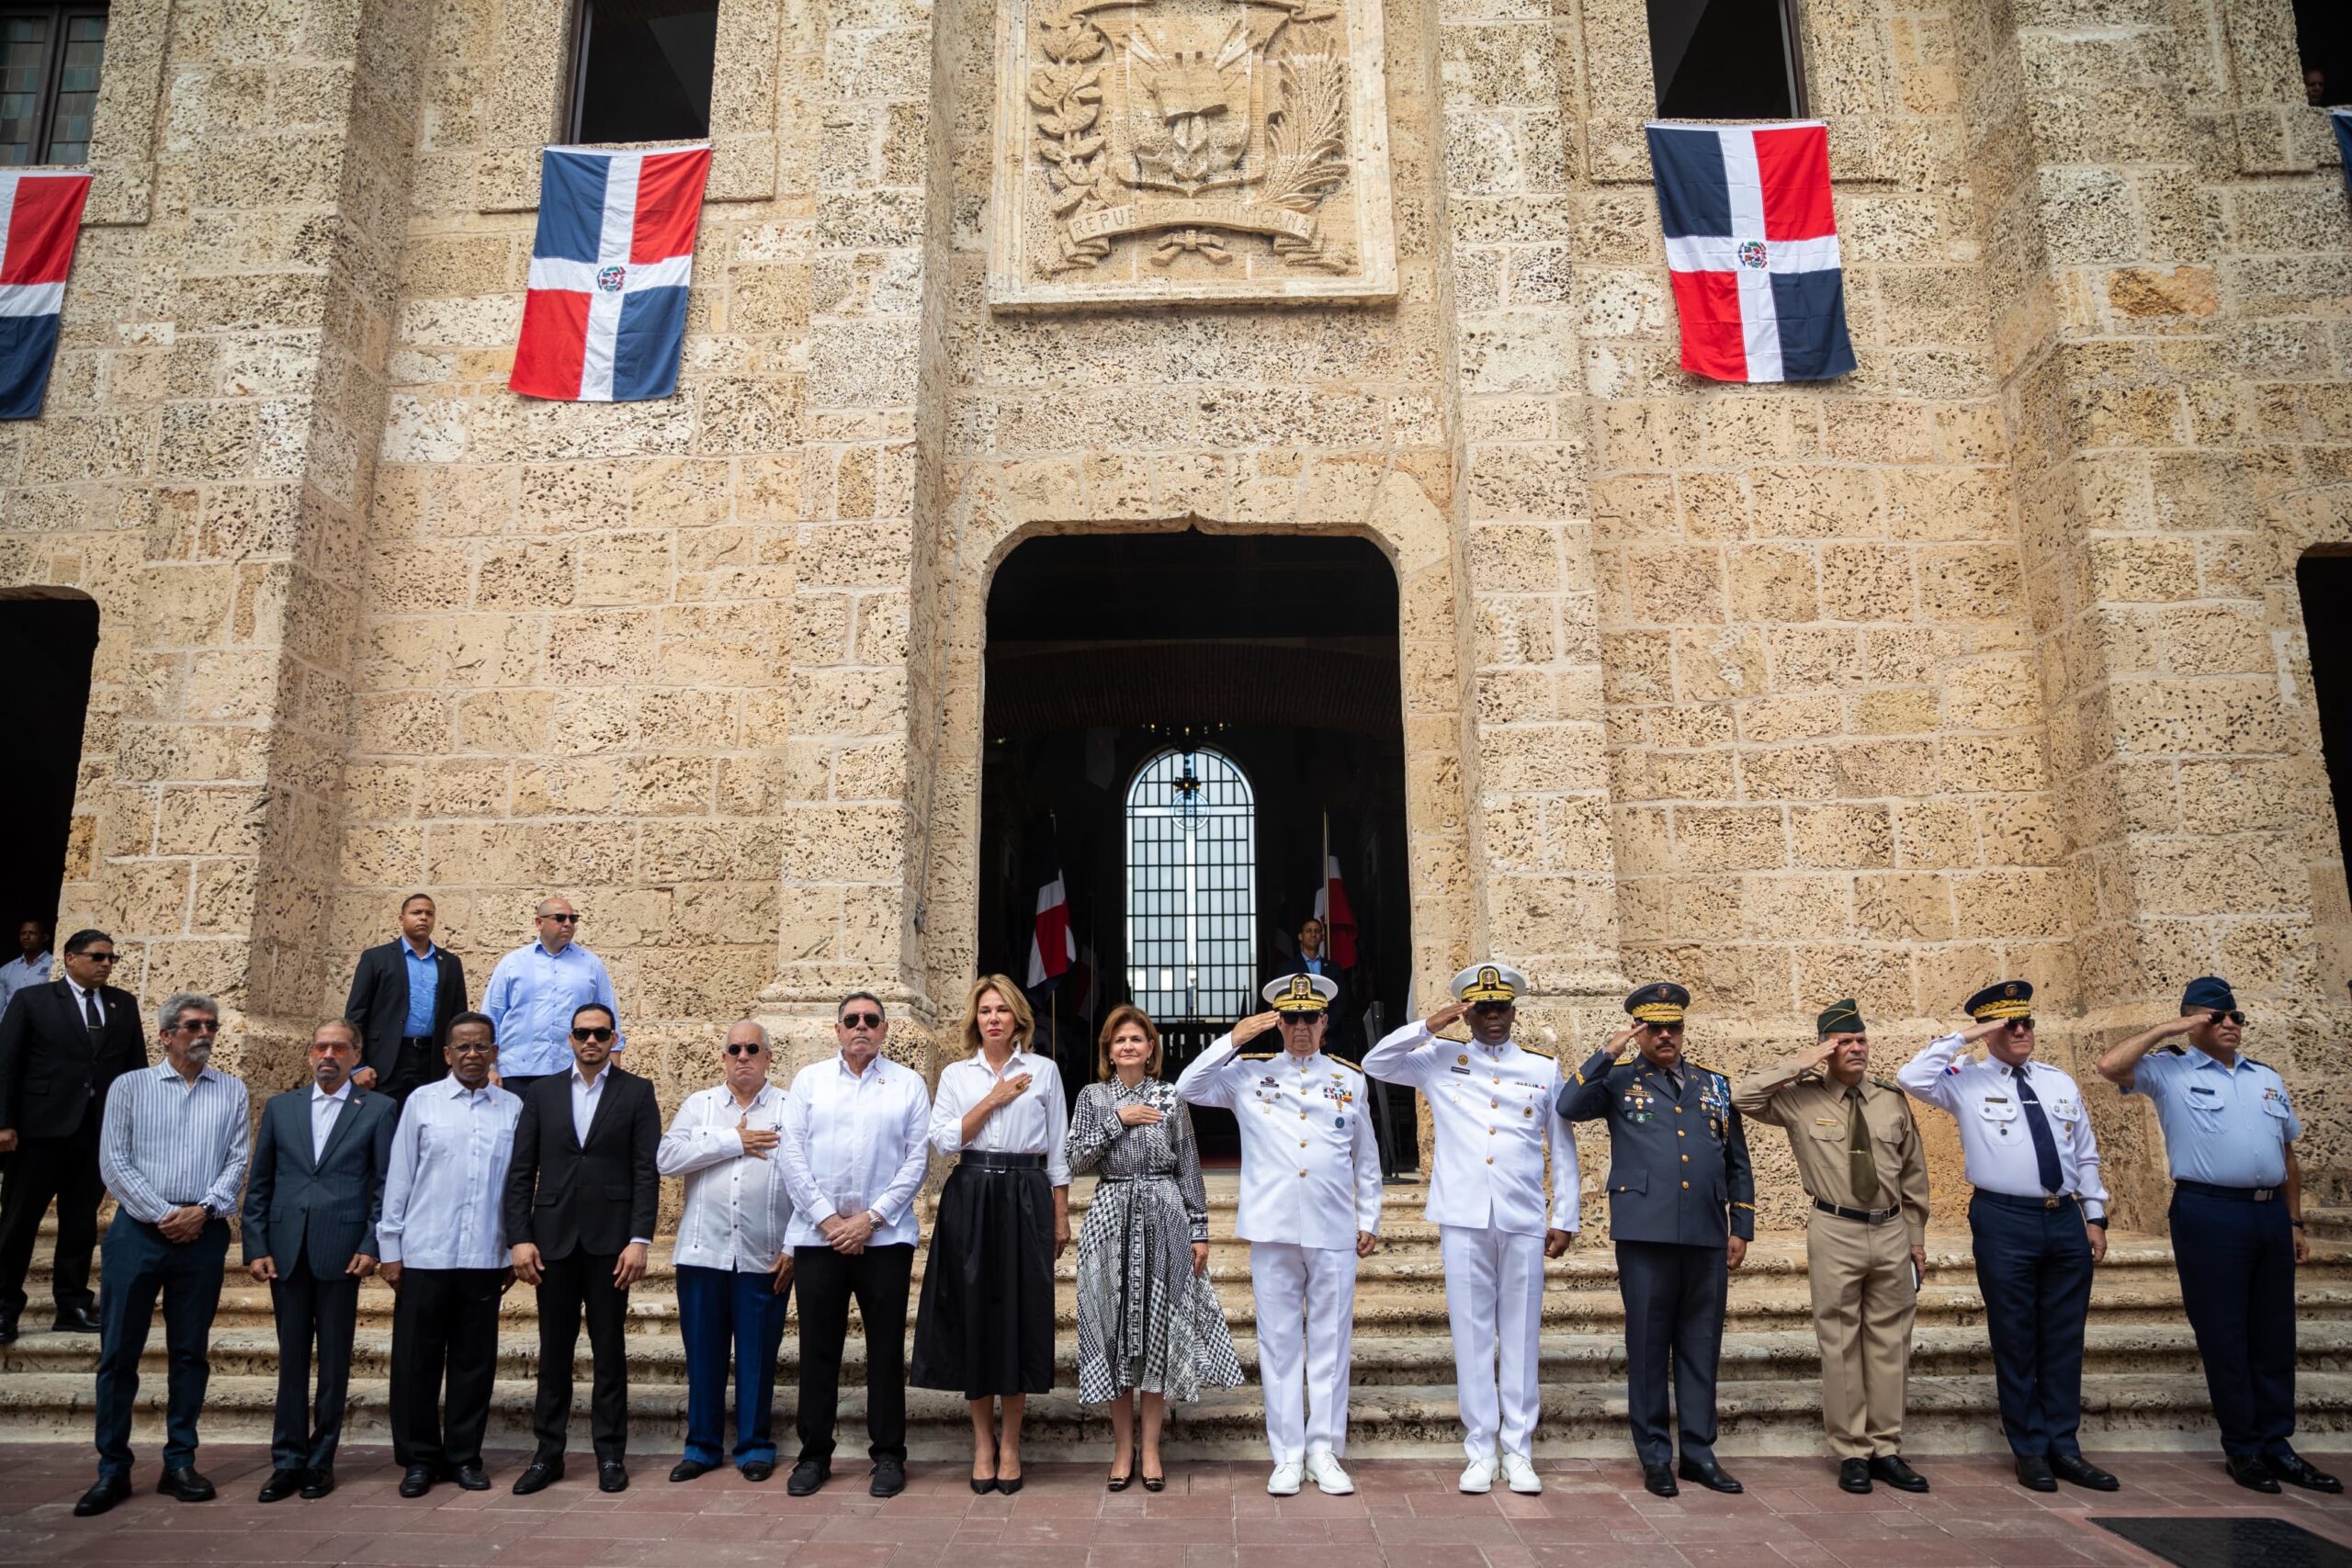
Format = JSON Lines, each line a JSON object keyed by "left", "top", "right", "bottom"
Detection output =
{"left": 1644, "top": 0, "right": 1808, "bottom": 121}
{"left": 561, "top": 0, "right": 722, "bottom": 146}
{"left": 1125, "top": 746, "right": 1258, "bottom": 1027}
{"left": 0, "top": 0, "right": 107, "bottom": 168}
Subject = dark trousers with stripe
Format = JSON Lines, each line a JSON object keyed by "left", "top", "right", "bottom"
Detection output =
{"left": 2171, "top": 1187, "right": 2297, "bottom": 1457}
{"left": 1969, "top": 1192, "right": 2093, "bottom": 1458}
{"left": 1617, "top": 1239, "right": 1728, "bottom": 1468}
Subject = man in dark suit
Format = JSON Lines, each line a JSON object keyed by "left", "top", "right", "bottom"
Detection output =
{"left": 0, "top": 928, "right": 147, "bottom": 1342}
{"left": 344, "top": 893, "right": 469, "bottom": 1102}
{"left": 242, "top": 1021, "right": 395, "bottom": 1501}
{"left": 503, "top": 1002, "right": 659, "bottom": 1495}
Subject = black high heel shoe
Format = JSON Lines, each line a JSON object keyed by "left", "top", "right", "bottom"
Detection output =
{"left": 1107, "top": 1469, "right": 1133, "bottom": 1493}
{"left": 1141, "top": 1470, "right": 1166, "bottom": 1493}
{"left": 970, "top": 1474, "right": 999, "bottom": 1495}
{"left": 998, "top": 1472, "right": 1025, "bottom": 1495}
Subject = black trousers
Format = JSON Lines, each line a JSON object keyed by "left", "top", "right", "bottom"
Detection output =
{"left": 382, "top": 1039, "right": 445, "bottom": 1104}
{"left": 269, "top": 1256, "right": 361, "bottom": 1472}
{"left": 1617, "top": 1238, "right": 1729, "bottom": 1468}
{"left": 95, "top": 1213, "right": 228, "bottom": 1479}
{"left": 534, "top": 1249, "right": 630, "bottom": 1462}
{"left": 2172, "top": 1189, "right": 2297, "bottom": 1458}
{"left": 0, "top": 1102, "right": 102, "bottom": 1318}
{"left": 390, "top": 1266, "right": 503, "bottom": 1470}
{"left": 796, "top": 1243, "right": 912, "bottom": 1462}
{"left": 1970, "top": 1193, "right": 2093, "bottom": 1459}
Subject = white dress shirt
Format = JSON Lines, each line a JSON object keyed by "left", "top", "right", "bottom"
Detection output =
{"left": 64, "top": 976, "right": 104, "bottom": 1026}
{"left": 659, "top": 1081, "right": 795, "bottom": 1272}
{"left": 1177, "top": 1033, "right": 1381, "bottom": 1249}
{"left": 378, "top": 1077, "right": 522, "bottom": 1269}
{"left": 1897, "top": 1032, "right": 2108, "bottom": 1219}
{"left": 567, "top": 1063, "right": 651, "bottom": 1247}
{"left": 929, "top": 1048, "right": 1071, "bottom": 1186}
{"left": 0, "top": 950, "right": 51, "bottom": 1014}
{"left": 311, "top": 1079, "right": 352, "bottom": 1162}
{"left": 777, "top": 1053, "right": 932, "bottom": 1249}
{"left": 1363, "top": 1021, "right": 1578, "bottom": 1236}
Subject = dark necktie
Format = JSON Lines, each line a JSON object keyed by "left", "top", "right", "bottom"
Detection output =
{"left": 2012, "top": 1069, "right": 2065, "bottom": 1195}
{"left": 82, "top": 987, "right": 104, "bottom": 1049}
{"left": 1847, "top": 1088, "right": 1879, "bottom": 1205}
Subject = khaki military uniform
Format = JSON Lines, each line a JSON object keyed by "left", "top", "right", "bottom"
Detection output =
{"left": 1732, "top": 1058, "right": 1929, "bottom": 1461}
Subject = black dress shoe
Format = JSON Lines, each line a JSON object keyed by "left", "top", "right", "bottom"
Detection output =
{"left": 1677, "top": 1456, "right": 1743, "bottom": 1494}
{"left": 2227, "top": 1454, "right": 2282, "bottom": 1494}
{"left": 50, "top": 1305, "right": 101, "bottom": 1334}
{"left": 399, "top": 1464, "right": 438, "bottom": 1498}
{"left": 1870, "top": 1456, "right": 1929, "bottom": 1494}
{"left": 157, "top": 1467, "right": 215, "bottom": 1502}
{"left": 2050, "top": 1454, "right": 2118, "bottom": 1492}
{"left": 1838, "top": 1459, "right": 1871, "bottom": 1494}
{"left": 2270, "top": 1451, "right": 2344, "bottom": 1493}
{"left": 257, "top": 1467, "right": 305, "bottom": 1503}
{"left": 870, "top": 1457, "right": 906, "bottom": 1498}
{"left": 512, "top": 1457, "right": 564, "bottom": 1495}
{"left": 452, "top": 1464, "right": 491, "bottom": 1492}
{"left": 670, "top": 1459, "right": 715, "bottom": 1483}
{"left": 741, "top": 1460, "right": 775, "bottom": 1483}
{"left": 74, "top": 1474, "right": 130, "bottom": 1517}
{"left": 2015, "top": 1455, "right": 2056, "bottom": 1493}
{"left": 787, "top": 1458, "right": 830, "bottom": 1496}
{"left": 1642, "top": 1465, "right": 1679, "bottom": 1497}
{"left": 300, "top": 1469, "right": 334, "bottom": 1500}
{"left": 598, "top": 1461, "right": 628, "bottom": 1494}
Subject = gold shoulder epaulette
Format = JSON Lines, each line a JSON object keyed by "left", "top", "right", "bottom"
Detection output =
{"left": 1330, "top": 1056, "right": 1363, "bottom": 1074}
{"left": 1515, "top": 1041, "right": 1555, "bottom": 1059}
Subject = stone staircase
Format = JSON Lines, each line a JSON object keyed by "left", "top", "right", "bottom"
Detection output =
{"left": 6, "top": 1175, "right": 2347, "bottom": 1461}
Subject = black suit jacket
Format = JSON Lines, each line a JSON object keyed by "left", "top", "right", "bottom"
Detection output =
{"left": 0, "top": 981, "right": 148, "bottom": 1139}
{"left": 240, "top": 1086, "right": 396, "bottom": 1275}
{"left": 343, "top": 940, "right": 469, "bottom": 1080}
{"left": 503, "top": 1066, "right": 660, "bottom": 1261}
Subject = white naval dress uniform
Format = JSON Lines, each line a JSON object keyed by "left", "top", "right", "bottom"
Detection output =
{"left": 1176, "top": 1035, "right": 1381, "bottom": 1464}
{"left": 1363, "top": 1021, "right": 1578, "bottom": 1462}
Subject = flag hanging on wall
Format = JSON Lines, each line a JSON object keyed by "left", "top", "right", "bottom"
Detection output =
{"left": 0, "top": 170, "right": 93, "bottom": 421}
{"left": 1314, "top": 853, "right": 1359, "bottom": 969}
{"left": 1026, "top": 829, "right": 1076, "bottom": 991}
{"left": 1647, "top": 119, "right": 1853, "bottom": 384}
{"left": 511, "top": 143, "right": 711, "bottom": 402}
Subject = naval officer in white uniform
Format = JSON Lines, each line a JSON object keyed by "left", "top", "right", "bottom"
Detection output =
{"left": 1363, "top": 963, "right": 1577, "bottom": 1495}
{"left": 1177, "top": 973, "right": 1381, "bottom": 1497}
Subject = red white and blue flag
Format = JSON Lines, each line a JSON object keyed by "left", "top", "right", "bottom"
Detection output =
{"left": 1313, "top": 853, "right": 1359, "bottom": 970}
{"left": 1026, "top": 831, "right": 1076, "bottom": 990}
{"left": 0, "top": 170, "right": 92, "bottom": 421}
{"left": 511, "top": 144, "right": 711, "bottom": 402}
{"left": 1647, "top": 120, "right": 1853, "bottom": 384}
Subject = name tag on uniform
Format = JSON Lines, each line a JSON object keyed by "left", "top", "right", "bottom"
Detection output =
{"left": 1813, "top": 1117, "right": 1841, "bottom": 1128}
{"left": 1450, "top": 1066, "right": 1472, "bottom": 1075}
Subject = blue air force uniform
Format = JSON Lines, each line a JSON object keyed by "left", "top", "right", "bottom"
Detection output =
{"left": 2126, "top": 976, "right": 2303, "bottom": 1463}
{"left": 1556, "top": 984, "right": 1754, "bottom": 1474}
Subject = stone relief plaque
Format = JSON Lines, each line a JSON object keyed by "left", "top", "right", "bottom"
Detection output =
{"left": 989, "top": 0, "right": 1397, "bottom": 308}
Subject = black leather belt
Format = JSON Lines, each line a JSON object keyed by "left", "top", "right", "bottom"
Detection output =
{"left": 401, "top": 1036, "right": 434, "bottom": 1046}
{"left": 1973, "top": 1189, "right": 2079, "bottom": 1212}
{"left": 960, "top": 1152, "right": 1046, "bottom": 1170}
{"left": 2177, "top": 1179, "right": 2278, "bottom": 1202}
{"left": 1814, "top": 1198, "right": 1901, "bottom": 1224}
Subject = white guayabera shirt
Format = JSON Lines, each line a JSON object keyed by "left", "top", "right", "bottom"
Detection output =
{"left": 658, "top": 1081, "right": 795, "bottom": 1272}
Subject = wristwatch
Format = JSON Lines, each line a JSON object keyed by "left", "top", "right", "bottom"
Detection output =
{"left": 865, "top": 1209, "right": 884, "bottom": 1229}
{"left": 2084, "top": 1215, "right": 2109, "bottom": 1230}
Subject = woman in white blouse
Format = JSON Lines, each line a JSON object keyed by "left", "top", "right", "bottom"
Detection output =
{"left": 910, "top": 975, "right": 1070, "bottom": 1494}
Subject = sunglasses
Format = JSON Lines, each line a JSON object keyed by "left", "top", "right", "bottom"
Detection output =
{"left": 1470, "top": 1001, "right": 1511, "bottom": 1016}
{"left": 2006, "top": 1017, "right": 2036, "bottom": 1032}
{"left": 80, "top": 952, "right": 119, "bottom": 964}
{"left": 839, "top": 1011, "right": 883, "bottom": 1030}
{"left": 541, "top": 913, "right": 580, "bottom": 924}
{"left": 2209, "top": 1010, "right": 2246, "bottom": 1026}
{"left": 724, "top": 1042, "right": 766, "bottom": 1056}
{"left": 1281, "top": 1011, "right": 1325, "bottom": 1024}
{"left": 1645, "top": 1022, "right": 1684, "bottom": 1035}
{"left": 571, "top": 1026, "right": 614, "bottom": 1043}
{"left": 175, "top": 1019, "right": 220, "bottom": 1035}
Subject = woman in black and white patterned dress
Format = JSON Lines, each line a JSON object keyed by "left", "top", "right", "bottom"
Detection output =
{"left": 1065, "top": 1005, "right": 1245, "bottom": 1491}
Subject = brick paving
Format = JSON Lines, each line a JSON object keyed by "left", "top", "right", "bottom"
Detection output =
{"left": 2, "top": 1447, "right": 2350, "bottom": 1568}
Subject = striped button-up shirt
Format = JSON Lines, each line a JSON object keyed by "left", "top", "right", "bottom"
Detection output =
{"left": 377, "top": 1077, "right": 522, "bottom": 1269}
{"left": 659, "top": 1081, "right": 794, "bottom": 1272}
{"left": 480, "top": 941, "right": 623, "bottom": 1078}
{"left": 98, "top": 1060, "right": 251, "bottom": 1224}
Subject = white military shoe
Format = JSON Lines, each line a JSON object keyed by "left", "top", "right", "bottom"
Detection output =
{"left": 1305, "top": 1450, "right": 1354, "bottom": 1495}
{"left": 1459, "top": 1455, "right": 1497, "bottom": 1494}
{"left": 1500, "top": 1452, "right": 1543, "bottom": 1495}
{"left": 1266, "top": 1461, "right": 1304, "bottom": 1496}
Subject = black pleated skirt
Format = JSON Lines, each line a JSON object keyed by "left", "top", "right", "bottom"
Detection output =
{"left": 910, "top": 1161, "right": 1057, "bottom": 1397}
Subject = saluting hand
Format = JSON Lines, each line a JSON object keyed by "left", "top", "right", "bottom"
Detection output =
{"left": 1234, "top": 1010, "right": 1283, "bottom": 1047}
{"left": 1426, "top": 1000, "right": 1471, "bottom": 1035}
{"left": 1607, "top": 1024, "right": 1645, "bottom": 1062}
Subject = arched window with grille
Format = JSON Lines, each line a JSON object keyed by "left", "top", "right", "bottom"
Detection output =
{"left": 1125, "top": 747, "right": 1256, "bottom": 1022}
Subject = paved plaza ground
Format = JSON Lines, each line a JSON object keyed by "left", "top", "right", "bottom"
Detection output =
{"left": 1, "top": 1446, "right": 2347, "bottom": 1568}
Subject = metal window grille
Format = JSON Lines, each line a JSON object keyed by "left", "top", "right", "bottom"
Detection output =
{"left": 1125, "top": 747, "right": 1255, "bottom": 1023}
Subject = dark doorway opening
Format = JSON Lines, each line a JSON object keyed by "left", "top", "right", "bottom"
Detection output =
{"left": 978, "top": 532, "right": 1417, "bottom": 1170}
{"left": 0, "top": 592, "right": 96, "bottom": 953}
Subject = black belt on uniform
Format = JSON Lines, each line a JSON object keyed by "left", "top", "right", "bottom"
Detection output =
{"left": 2176, "top": 1179, "right": 2278, "bottom": 1202}
{"left": 1814, "top": 1198, "right": 1902, "bottom": 1224}
{"left": 959, "top": 1152, "right": 1046, "bottom": 1170}
{"left": 1973, "top": 1189, "right": 2080, "bottom": 1213}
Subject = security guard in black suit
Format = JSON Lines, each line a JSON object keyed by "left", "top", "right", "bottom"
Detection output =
{"left": 1557, "top": 982, "right": 1753, "bottom": 1497}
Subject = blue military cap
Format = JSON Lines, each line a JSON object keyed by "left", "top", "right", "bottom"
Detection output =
{"left": 2181, "top": 975, "right": 2236, "bottom": 1012}
{"left": 1624, "top": 981, "right": 1689, "bottom": 1024}
{"left": 1964, "top": 979, "right": 2032, "bottom": 1021}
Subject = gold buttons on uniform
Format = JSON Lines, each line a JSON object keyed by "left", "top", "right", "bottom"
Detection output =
{"left": 1681, "top": 1180, "right": 1690, "bottom": 1190}
{"left": 1299, "top": 1169, "right": 1307, "bottom": 1178}
{"left": 1676, "top": 1129, "right": 1684, "bottom": 1137}
{"left": 1681, "top": 1154, "right": 1689, "bottom": 1163}
{"left": 1486, "top": 1156, "right": 1494, "bottom": 1164}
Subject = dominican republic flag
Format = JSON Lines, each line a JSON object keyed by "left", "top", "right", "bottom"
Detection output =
{"left": 2335, "top": 111, "right": 2352, "bottom": 200}
{"left": 0, "top": 170, "right": 92, "bottom": 421}
{"left": 1647, "top": 120, "right": 1853, "bottom": 384}
{"left": 511, "top": 144, "right": 711, "bottom": 401}
{"left": 1026, "top": 831, "right": 1076, "bottom": 990}
{"left": 1313, "top": 853, "right": 1359, "bottom": 969}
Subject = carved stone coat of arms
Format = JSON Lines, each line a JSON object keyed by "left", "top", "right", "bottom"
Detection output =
{"left": 989, "top": 0, "right": 1396, "bottom": 307}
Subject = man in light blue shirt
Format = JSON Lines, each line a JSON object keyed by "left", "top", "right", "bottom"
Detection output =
{"left": 0, "top": 921, "right": 51, "bottom": 1016}
{"left": 2098, "top": 975, "right": 2336, "bottom": 1495}
{"left": 479, "top": 898, "right": 622, "bottom": 1090}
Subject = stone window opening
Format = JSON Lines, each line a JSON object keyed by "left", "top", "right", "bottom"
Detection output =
{"left": 0, "top": 1, "right": 106, "bottom": 166}
{"left": 564, "top": 0, "right": 719, "bottom": 145}
{"left": 0, "top": 590, "right": 96, "bottom": 946}
{"left": 1126, "top": 746, "right": 1258, "bottom": 1026}
{"left": 2296, "top": 0, "right": 2351, "bottom": 107}
{"left": 1645, "top": 0, "right": 1806, "bottom": 120}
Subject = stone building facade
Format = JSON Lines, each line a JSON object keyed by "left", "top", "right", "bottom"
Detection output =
{"left": 3, "top": 0, "right": 2347, "bottom": 1232}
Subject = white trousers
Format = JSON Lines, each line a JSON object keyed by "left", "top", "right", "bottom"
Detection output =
{"left": 1250, "top": 1240, "right": 1358, "bottom": 1463}
{"left": 1441, "top": 1224, "right": 1546, "bottom": 1461}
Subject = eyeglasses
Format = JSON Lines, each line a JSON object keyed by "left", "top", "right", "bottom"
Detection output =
{"left": 724, "top": 1042, "right": 766, "bottom": 1056}
{"left": 839, "top": 1012, "right": 883, "bottom": 1030}
{"left": 79, "top": 952, "right": 118, "bottom": 964}
{"left": 2210, "top": 1010, "right": 2246, "bottom": 1026}
{"left": 175, "top": 1019, "right": 220, "bottom": 1035}
{"left": 447, "top": 1042, "right": 494, "bottom": 1055}
{"left": 541, "top": 913, "right": 580, "bottom": 924}
{"left": 571, "top": 1026, "right": 615, "bottom": 1043}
